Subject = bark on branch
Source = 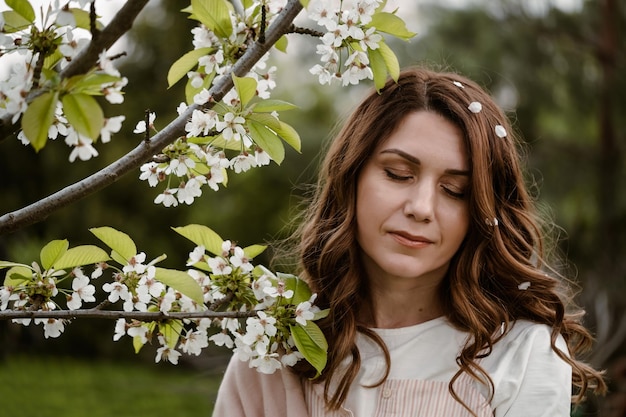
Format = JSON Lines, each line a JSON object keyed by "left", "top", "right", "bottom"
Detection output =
{"left": 0, "top": 0, "right": 304, "bottom": 235}
{"left": 0, "top": 308, "right": 256, "bottom": 321}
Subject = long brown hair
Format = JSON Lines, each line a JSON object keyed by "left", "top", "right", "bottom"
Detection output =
{"left": 290, "top": 67, "right": 606, "bottom": 412}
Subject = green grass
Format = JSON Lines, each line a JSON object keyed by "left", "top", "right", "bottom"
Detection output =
{"left": 0, "top": 355, "right": 224, "bottom": 417}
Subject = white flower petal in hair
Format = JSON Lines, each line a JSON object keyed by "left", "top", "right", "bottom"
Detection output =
{"left": 485, "top": 217, "right": 499, "bottom": 227}
{"left": 495, "top": 125, "right": 507, "bottom": 138}
{"left": 518, "top": 281, "right": 531, "bottom": 290}
{"left": 468, "top": 102, "right": 482, "bottom": 113}
{"left": 453, "top": 81, "right": 465, "bottom": 88}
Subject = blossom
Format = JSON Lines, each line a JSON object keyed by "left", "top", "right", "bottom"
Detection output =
{"left": 230, "top": 153, "right": 257, "bottom": 173}
{"left": 123, "top": 252, "right": 148, "bottom": 274}
{"left": 216, "top": 112, "right": 247, "bottom": 142}
{"left": 155, "top": 336, "right": 182, "bottom": 364}
{"left": 139, "top": 162, "right": 162, "bottom": 187}
{"left": 230, "top": 246, "right": 254, "bottom": 273}
{"left": 167, "top": 155, "right": 196, "bottom": 177}
{"left": 100, "top": 116, "right": 125, "bottom": 143}
{"left": 154, "top": 189, "right": 179, "bottom": 207}
{"left": 207, "top": 256, "right": 232, "bottom": 276}
{"left": 468, "top": 102, "right": 483, "bottom": 113}
{"left": 133, "top": 112, "right": 156, "bottom": 134}
{"left": 65, "top": 131, "right": 99, "bottom": 162}
{"left": 102, "top": 282, "right": 131, "bottom": 303}
{"left": 295, "top": 295, "right": 319, "bottom": 326}
{"left": 250, "top": 353, "right": 282, "bottom": 374}
{"left": 36, "top": 318, "right": 65, "bottom": 339}
{"left": 185, "top": 109, "right": 218, "bottom": 137}
{"left": 180, "top": 330, "right": 209, "bottom": 355}
{"left": 495, "top": 125, "right": 507, "bottom": 138}
{"left": 209, "top": 331, "right": 234, "bottom": 349}
{"left": 66, "top": 270, "right": 96, "bottom": 310}
{"left": 137, "top": 269, "right": 165, "bottom": 301}
{"left": 198, "top": 50, "right": 224, "bottom": 74}
{"left": 127, "top": 324, "right": 149, "bottom": 344}
{"left": 113, "top": 318, "right": 126, "bottom": 341}
{"left": 187, "top": 245, "right": 206, "bottom": 266}
{"left": 263, "top": 282, "right": 294, "bottom": 300}
{"left": 159, "top": 288, "right": 177, "bottom": 313}
{"left": 280, "top": 350, "right": 304, "bottom": 367}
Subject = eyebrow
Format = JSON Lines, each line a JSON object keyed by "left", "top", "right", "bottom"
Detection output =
{"left": 379, "top": 148, "right": 470, "bottom": 176}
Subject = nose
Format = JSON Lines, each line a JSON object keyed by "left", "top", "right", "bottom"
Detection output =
{"left": 403, "top": 180, "right": 435, "bottom": 222}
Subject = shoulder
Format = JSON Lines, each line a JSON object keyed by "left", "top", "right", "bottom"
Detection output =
{"left": 213, "top": 355, "right": 308, "bottom": 417}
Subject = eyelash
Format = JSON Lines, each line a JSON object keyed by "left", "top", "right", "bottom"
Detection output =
{"left": 384, "top": 169, "right": 466, "bottom": 199}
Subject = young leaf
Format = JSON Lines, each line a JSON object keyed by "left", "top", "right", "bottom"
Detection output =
{"left": 368, "top": 12, "right": 416, "bottom": 40}
{"left": 252, "top": 99, "right": 298, "bottom": 113}
{"left": 90, "top": 227, "right": 137, "bottom": 263}
{"left": 67, "top": 73, "right": 121, "bottom": 95}
{"left": 40, "top": 240, "right": 69, "bottom": 270}
{"left": 159, "top": 320, "right": 184, "bottom": 349}
{"left": 154, "top": 267, "right": 204, "bottom": 304}
{"left": 4, "top": 266, "right": 33, "bottom": 287}
{"left": 0, "top": 261, "right": 29, "bottom": 270}
{"left": 1, "top": 11, "right": 32, "bottom": 32}
{"left": 167, "top": 47, "right": 214, "bottom": 88}
{"left": 53, "top": 245, "right": 111, "bottom": 270}
{"left": 243, "top": 244, "right": 266, "bottom": 260}
{"left": 68, "top": 8, "right": 104, "bottom": 31}
{"left": 232, "top": 74, "right": 257, "bottom": 108}
{"left": 246, "top": 119, "right": 285, "bottom": 164}
{"left": 368, "top": 47, "right": 388, "bottom": 92}
{"left": 172, "top": 224, "right": 224, "bottom": 256}
{"left": 273, "top": 121, "right": 301, "bottom": 153}
{"left": 22, "top": 91, "right": 59, "bottom": 152}
{"left": 378, "top": 41, "right": 400, "bottom": 82}
{"left": 281, "top": 273, "right": 312, "bottom": 305}
{"left": 190, "top": 0, "right": 233, "bottom": 39}
{"left": 61, "top": 93, "right": 105, "bottom": 140}
{"left": 274, "top": 35, "right": 288, "bottom": 53}
{"left": 6, "top": 0, "right": 35, "bottom": 23}
{"left": 290, "top": 322, "right": 328, "bottom": 377}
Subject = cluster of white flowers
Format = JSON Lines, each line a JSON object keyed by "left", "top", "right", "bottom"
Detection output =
{"left": 1, "top": 235, "right": 323, "bottom": 371}
{"left": 307, "top": 0, "right": 383, "bottom": 86}
{"left": 137, "top": 110, "right": 272, "bottom": 207}
{"left": 0, "top": 2, "right": 127, "bottom": 161}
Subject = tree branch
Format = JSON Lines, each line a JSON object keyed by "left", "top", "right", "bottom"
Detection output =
{"left": 0, "top": 308, "right": 256, "bottom": 321}
{"left": 0, "top": 0, "right": 304, "bottom": 235}
{"left": 0, "top": 0, "right": 151, "bottom": 142}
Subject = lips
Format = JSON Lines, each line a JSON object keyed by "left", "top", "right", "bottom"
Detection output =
{"left": 389, "top": 231, "right": 434, "bottom": 248}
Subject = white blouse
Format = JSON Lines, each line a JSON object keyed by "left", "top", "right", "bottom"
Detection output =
{"left": 304, "top": 317, "right": 572, "bottom": 417}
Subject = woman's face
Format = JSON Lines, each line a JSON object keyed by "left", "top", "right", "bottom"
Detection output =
{"left": 356, "top": 111, "right": 470, "bottom": 288}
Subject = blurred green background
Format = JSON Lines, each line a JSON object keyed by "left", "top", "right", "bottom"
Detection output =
{"left": 1, "top": 0, "right": 625, "bottom": 416}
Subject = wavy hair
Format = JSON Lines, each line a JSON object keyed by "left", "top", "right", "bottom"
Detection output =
{"left": 289, "top": 67, "right": 606, "bottom": 413}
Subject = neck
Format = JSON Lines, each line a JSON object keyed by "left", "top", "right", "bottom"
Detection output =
{"left": 361, "top": 277, "right": 444, "bottom": 329}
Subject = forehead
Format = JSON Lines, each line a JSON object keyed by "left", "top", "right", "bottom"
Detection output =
{"left": 377, "top": 111, "right": 468, "bottom": 170}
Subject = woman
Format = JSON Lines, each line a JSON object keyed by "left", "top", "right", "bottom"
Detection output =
{"left": 213, "top": 67, "right": 606, "bottom": 416}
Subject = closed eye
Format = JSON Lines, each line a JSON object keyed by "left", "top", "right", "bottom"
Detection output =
{"left": 384, "top": 169, "right": 412, "bottom": 181}
{"left": 442, "top": 186, "right": 466, "bottom": 199}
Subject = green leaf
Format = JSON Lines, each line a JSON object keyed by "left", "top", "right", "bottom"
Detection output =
{"left": 368, "top": 48, "right": 388, "bottom": 92}
{"left": 68, "top": 8, "right": 104, "bottom": 31}
{"left": 243, "top": 244, "right": 266, "bottom": 259}
{"left": 190, "top": 0, "right": 233, "bottom": 39}
{"left": 4, "top": 266, "right": 33, "bottom": 287}
{"left": 61, "top": 93, "right": 104, "bottom": 140}
{"left": 90, "top": 227, "right": 137, "bottom": 262}
{"left": 0, "top": 261, "right": 29, "bottom": 270}
{"left": 232, "top": 74, "right": 257, "bottom": 108}
{"left": 1, "top": 11, "right": 32, "bottom": 32}
{"left": 172, "top": 224, "right": 224, "bottom": 256}
{"left": 378, "top": 41, "right": 400, "bottom": 82}
{"left": 53, "top": 245, "right": 110, "bottom": 270}
{"left": 252, "top": 99, "right": 298, "bottom": 113}
{"left": 6, "top": 0, "right": 35, "bottom": 23}
{"left": 247, "top": 113, "right": 301, "bottom": 152}
{"left": 368, "top": 12, "right": 416, "bottom": 40}
{"left": 40, "top": 240, "right": 69, "bottom": 270}
{"left": 43, "top": 49, "right": 64, "bottom": 70}
{"left": 22, "top": 91, "right": 59, "bottom": 152}
{"left": 281, "top": 273, "right": 312, "bottom": 305}
{"left": 167, "top": 47, "right": 214, "bottom": 88}
{"left": 154, "top": 267, "right": 204, "bottom": 304}
{"left": 313, "top": 308, "right": 330, "bottom": 321}
{"left": 67, "top": 73, "right": 121, "bottom": 95}
{"left": 185, "top": 70, "right": 215, "bottom": 104}
{"left": 290, "top": 322, "right": 328, "bottom": 376}
{"left": 247, "top": 119, "right": 285, "bottom": 164}
{"left": 159, "top": 320, "right": 184, "bottom": 349}
{"left": 274, "top": 35, "right": 288, "bottom": 53}
{"left": 299, "top": 0, "right": 310, "bottom": 8}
